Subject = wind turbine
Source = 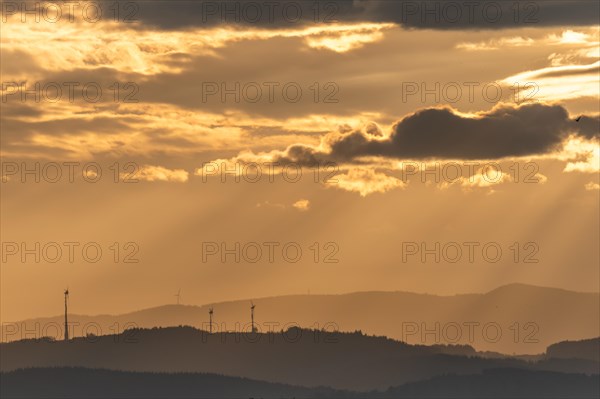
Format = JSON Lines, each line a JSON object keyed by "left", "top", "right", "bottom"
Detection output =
{"left": 250, "top": 301, "right": 257, "bottom": 333}
{"left": 64, "top": 288, "right": 69, "bottom": 342}
{"left": 175, "top": 289, "right": 181, "bottom": 305}
{"left": 208, "top": 308, "right": 214, "bottom": 334}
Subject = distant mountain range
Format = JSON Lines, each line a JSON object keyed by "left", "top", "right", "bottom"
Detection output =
{"left": 3, "top": 284, "right": 598, "bottom": 354}
{"left": 1, "top": 327, "right": 598, "bottom": 391}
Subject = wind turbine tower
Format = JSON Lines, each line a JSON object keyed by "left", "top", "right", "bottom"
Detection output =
{"left": 175, "top": 289, "right": 181, "bottom": 305}
{"left": 64, "top": 289, "right": 69, "bottom": 341}
{"left": 209, "top": 308, "right": 214, "bottom": 334}
{"left": 250, "top": 301, "right": 257, "bottom": 333}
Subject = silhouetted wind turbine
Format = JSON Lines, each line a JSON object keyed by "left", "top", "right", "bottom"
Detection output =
{"left": 575, "top": 116, "right": 582, "bottom": 122}
{"left": 250, "top": 301, "right": 257, "bottom": 333}
{"left": 175, "top": 289, "right": 181, "bottom": 305}
{"left": 64, "top": 288, "right": 69, "bottom": 342}
{"left": 209, "top": 308, "right": 214, "bottom": 334}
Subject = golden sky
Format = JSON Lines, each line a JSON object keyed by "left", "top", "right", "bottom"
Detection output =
{"left": 1, "top": 1, "right": 598, "bottom": 321}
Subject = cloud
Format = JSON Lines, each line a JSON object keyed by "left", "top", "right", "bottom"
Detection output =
{"left": 9, "top": 1, "right": 595, "bottom": 32}
{"left": 561, "top": 138, "right": 600, "bottom": 173}
{"left": 456, "top": 36, "right": 535, "bottom": 51}
{"left": 331, "top": 168, "right": 405, "bottom": 197}
{"left": 292, "top": 199, "right": 310, "bottom": 211}
{"left": 533, "top": 63, "right": 599, "bottom": 79}
{"left": 439, "top": 167, "right": 548, "bottom": 193}
{"left": 264, "top": 104, "right": 599, "bottom": 164}
{"left": 435, "top": 165, "right": 541, "bottom": 193}
{"left": 503, "top": 61, "right": 600, "bottom": 102}
{"left": 478, "top": 29, "right": 600, "bottom": 103}
{"left": 256, "top": 200, "right": 310, "bottom": 210}
{"left": 455, "top": 169, "right": 513, "bottom": 188}
{"left": 69, "top": 1, "right": 599, "bottom": 31}
{"left": 132, "top": 165, "right": 189, "bottom": 182}
{"left": 1, "top": 101, "right": 332, "bottom": 162}
{"left": 457, "top": 29, "right": 599, "bottom": 51}
{"left": 585, "top": 182, "right": 600, "bottom": 191}
{"left": 1, "top": 20, "right": 393, "bottom": 79}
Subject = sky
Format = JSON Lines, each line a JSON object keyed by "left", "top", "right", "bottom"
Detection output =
{"left": 0, "top": 0, "right": 599, "bottom": 322}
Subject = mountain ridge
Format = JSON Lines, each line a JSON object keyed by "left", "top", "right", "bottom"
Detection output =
{"left": 6, "top": 283, "right": 597, "bottom": 322}
{"left": 3, "top": 283, "right": 598, "bottom": 354}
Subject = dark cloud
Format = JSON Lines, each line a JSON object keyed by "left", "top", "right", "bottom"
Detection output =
{"left": 273, "top": 104, "right": 600, "bottom": 164}
{"left": 116, "top": 0, "right": 600, "bottom": 30}
{"left": 15, "top": 1, "right": 594, "bottom": 30}
{"left": 574, "top": 115, "right": 600, "bottom": 140}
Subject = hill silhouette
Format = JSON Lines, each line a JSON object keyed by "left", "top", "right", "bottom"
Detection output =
{"left": 547, "top": 338, "right": 600, "bottom": 362}
{"left": 384, "top": 368, "right": 600, "bottom": 398}
{"left": 1, "top": 327, "right": 598, "bottom": 391}
{"left": 1, "top": 367, "right": 598, "bottom": 398}
{"left": 0, "top": 367, "right": 352, "bottom": 399}
{"left": 3, "top": 284, "right": 598, "bottom": 354}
